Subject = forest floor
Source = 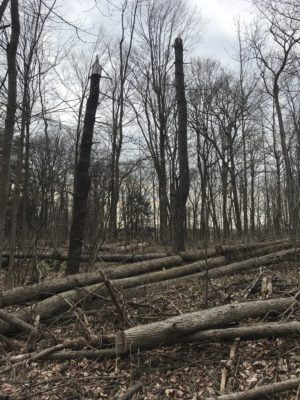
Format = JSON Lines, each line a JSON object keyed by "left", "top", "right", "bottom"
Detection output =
{"left": 0, "top": 246, "right": 299, "bottom": 399}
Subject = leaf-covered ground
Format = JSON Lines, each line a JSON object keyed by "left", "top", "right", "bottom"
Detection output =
{"left": 0, "top": 257, "right": 299, "bottom": 399}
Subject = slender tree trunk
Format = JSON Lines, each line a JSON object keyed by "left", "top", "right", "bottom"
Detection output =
{"left": 273, "top": 81, "right": 294, "bottom": 235}
{"left": 0, "top": 0, "right": 9, "bottom": 23}
{"left": 158, "top": 142, "right": 169, "bottom": 244}
{"left": 250, "top": 156, "right": 255, "bottom": 236}
{"left": 229, "top": 144, "right": 242, "bottom": 237}
{"left": 221, "top": 163, "right": 229, "bottom": 239}
{"left": 66, "top": 57, "right": 101, "bottom": 275}
{"left": 7, "top": 90, "right": 30, "bottom": 285}
{"left": 0, "top": 0, "right": 20, "bottom": 270}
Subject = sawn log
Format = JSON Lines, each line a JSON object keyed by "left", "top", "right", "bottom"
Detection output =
{"left": 0, "top": 255, "right": 183, "bottom": 307}
{"left": 115, "top": 297, "right": 298, "bottom": 354}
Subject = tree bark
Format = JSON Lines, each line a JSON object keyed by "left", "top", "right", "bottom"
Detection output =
{"left": 181, "top": 248, "right": 217, "bottom": 262}
{"left": 124, "top": 247, "right": 300, "bottom": 295}
{"left": 0, "top": 0, "right": 20, "bottom": 270}
{"left": 0, "top": 255, "right": 182, "bottom": 307}
{"left": 173, "top": 37, "right": 190, "bottom": 252}
{"left": 115, "top": 297, "right": 296, "bottom": 354}
{"left": 66, "top": 57, "right": 101, "bottom": 275}
{"left": 180, "top": 320, "right": 300, "bottom": 344}
{"left": 206, "top": 378, "right": 300, "bottom": 400}
{"left": 0, "top": 0, "right": 9, "bottom": 24}
{"left": 3, "top": 251, "right": 169, "bottom": 263}
{"left": 216, "top": 239, "right": 290, "bottom": 255}
{"left": 0, "top": 248, "right": 298, "bottom": 335}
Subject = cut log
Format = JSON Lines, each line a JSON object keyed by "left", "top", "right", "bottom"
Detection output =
{"left": 179, "top": 321, "right": 300, "bottom": 343}
{"left": 180, "top": 248, "right": 217, "bottom": 261}
{"left": 0, "top": 255, "right": 182, "bottom": 307}
{"left": 127, "top": 248, "right": 300, "bottom": 295}
{"left": 183, "top": 241, "right": 294, "bottom": 262}
{"left": 0, "top": 256, "right": 224, "bottom": 335}
{"left": 222, "top": 242, "right": 297, "bottom": 262}
{"left": 96, "top": 253, "right": 168, "bottom": 263}
{"left": 206, "top": 377, "right": 300, "bottom": 400}
{"left": 215, "top": 239, "right": 288, "bottom": 254}
{"left": 2, "top": 251, "right": 168, "bottom": 264}
{"left": 0, "top": 249, "right": 298, "bottom": 335}
{"left": 46, "top": 349, "right": 115, "bottom": 360}
{"left": 115, "top": 297, "right": 297, "bottom": 354}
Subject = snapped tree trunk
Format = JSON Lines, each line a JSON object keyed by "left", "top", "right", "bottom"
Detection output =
{"left": 173, "top": 37, "right": 190, "bottom": 252}
{"left": 66, "top": 57, "right": 101, "bottom": 275}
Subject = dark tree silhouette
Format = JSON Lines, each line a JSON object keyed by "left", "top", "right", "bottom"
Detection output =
{"left": 66, "top": 56, "right": 102, "bottom": 275}
{"left": 173, "top": 37, "right": 190, "bottom": 252}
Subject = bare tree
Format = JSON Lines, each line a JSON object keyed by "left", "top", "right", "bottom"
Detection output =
{"left": 250, "top": 0, "right": 300, "bottom": 234}
{"left": 0, "top": 0, "right": 20, "bottom": 270}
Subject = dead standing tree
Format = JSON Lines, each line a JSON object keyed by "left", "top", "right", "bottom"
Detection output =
{"left": 66, "top": 56, "right": 102, "bottom": 275}
{"left": 173, "top": 37, "right": 189, "bottom": 252}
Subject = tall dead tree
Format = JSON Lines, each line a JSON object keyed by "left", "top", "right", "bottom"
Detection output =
{"left": 173, "top": 37, "right": 189, "bottom": 252}
{"left": 66, "top": 56, "right": 101, "bottom": 275}
{"left": 0, "top": 0, "right": 20, "bottom": 270}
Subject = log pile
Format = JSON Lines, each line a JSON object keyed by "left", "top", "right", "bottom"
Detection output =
{"left": 0, "top": 239, "right": 300, "bottom": 399}
{"left": 0, "top": 248, "right": 299, "bottom": 335}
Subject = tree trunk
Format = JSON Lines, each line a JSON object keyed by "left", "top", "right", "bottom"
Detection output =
{"left": 66, "top": 57, "right": 101, "bottom": 275}
{"left": 115, "top": 297, "right": 295, "bottom": 353}
{"left": 179, "top": 321, "right": 300, "bottom": 344}
{"left": 273, "top": 81, "right": 295, "bottom": 234}
{"left": 0, "top": 255, "right": 182, "bottom": 307}
{"left": 173, "top": 37, "right": 190, "bottom": 252}
{"left": 0, "top": 0, "right": 20, "bottom": 270}
{"left": 206, "top": 378, "right": 300, "bottom": 400}
{"left": 0, "top": 0, "right": 9, "bottom": 23}
{"left": 0, "top": 248, "right": 298, "bottom": 335}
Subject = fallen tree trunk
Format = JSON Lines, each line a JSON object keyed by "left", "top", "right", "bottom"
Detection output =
{"left": 179, "top": 321, "right": 300, "bottom": 344}
{"left": 0, "top": 255, "right": 182, "bottom": 307}
{"left": 46, "top": 348, "right": 115, "bottom": 360}
{"left": 0, "top": 256, "right": 225, "bottom": 335}
{"left": 216, "top": 239, "right": 290, "bottom": 254}
{"left": 216, "top": 239, "right": 290, "bottom": 256}
{"left": 0, "top": 249, "right": 298, "bottom": 335}
{"left": 2, "top": 251, "right": 169, "bottom": 264}
{"left": 127, "top": 247, "right": 300, "bottom": 295}
{"left": 180, "top": 248, "right": 217, "bottom": 262}
{"left": 183, "top": 240, "right": 293, "bottom": 262}
{"left": 115, "top": 297, "right": 297, "bottom": 354}
{"left": 0, "top": 309, "right": 37, "bottom": 335}
{"left": 221, "top": 242, "right": 297, "bottom": 262}
{"left": 206, "top": 377, "right": 300, "bottom": 400}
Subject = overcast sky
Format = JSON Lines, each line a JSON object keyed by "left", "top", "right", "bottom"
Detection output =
{"left": 194, "top": 0, "right": 254, "bottom": 64}
{"left": 61, "top": 0, "right": 255, "bottom": 66}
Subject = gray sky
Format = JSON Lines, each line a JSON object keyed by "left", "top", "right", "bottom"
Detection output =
{"left": 194, "top": 0, "right": 253, "bottom": 64}
{"left": 61, "top": 0, "right": 255, "bottom": 66}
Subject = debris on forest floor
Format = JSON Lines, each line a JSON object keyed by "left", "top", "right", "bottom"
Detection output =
{"left": 0, "top": 245, "right": 299, "bottom": 399}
